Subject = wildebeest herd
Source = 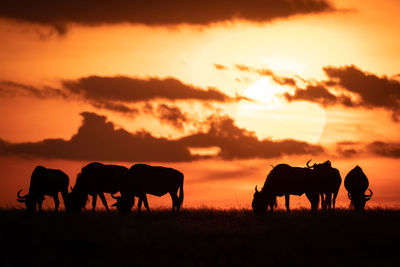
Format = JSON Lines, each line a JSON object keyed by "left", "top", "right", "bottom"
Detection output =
{"left": 17, "top": 162, "right": 184, "bottom": 213}
{"left": 252, "top": 160, "right": 373, "bottom": 214}
{"left": 16, "top": 160, "right": 372, "bottom": 214}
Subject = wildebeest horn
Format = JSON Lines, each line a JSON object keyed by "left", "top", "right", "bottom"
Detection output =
{"left": 111, "top": 193, "right": 120, "bottom": 200}
{"left": 365, "top": 189, "right": 373, "bottom": 200}
{"left": 270, "top": 164, "right": 274, "bottom": 169}
{"left": 255, "top": 185, "right": 259, "bottom": 193}
{"left": 17, "top": 189, "right": 28, "bottom": 199}
{"left": 306, "top": 160, "right": 312, "bottom": 168}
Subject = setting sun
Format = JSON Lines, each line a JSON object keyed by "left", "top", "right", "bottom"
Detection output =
{"left": 235, "top": 77, "right": 326, "bottom": 143}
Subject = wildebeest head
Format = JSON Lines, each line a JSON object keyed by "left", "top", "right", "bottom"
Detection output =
{"left": 64, "top": 187, "right": 88, "bottom": 213}
{"left": 344, "top": 166, "right": 373, "bottom": 211}
{"left": 306, "top": 159, "right": 331, "bottom": 170}
{"left": 16, "top": 189, "right": 37, "bottom": 212}
{"left": 252, "top": 186, "right": 268, "bottom": 215}
{"left": 347, "top": 189, "right": 373, "bottom": 211}
{"left": 111, "top": 193, "right": 135, "bottom": 213}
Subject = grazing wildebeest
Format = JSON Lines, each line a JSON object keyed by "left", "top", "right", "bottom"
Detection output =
{"left": 16, "top": 166, "right": 69, "bottom": 212}
{"left": 66, "top": 162, "right": 129, "bottom": 212}
{"left": 252, "top": 164, "right": 320, "bottom": 215}
{"left": 344, "top": 166, "right": 373, "bottom": 211}
{"left": 306, "top": 160, "right": 342, "bottom": 210}
{"left": 112, "top": 164, "right": 184, "bottom": 213}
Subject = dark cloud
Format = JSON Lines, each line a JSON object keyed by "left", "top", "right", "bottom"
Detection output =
{"left": 366, "top": 141, "right": 400, "bottom": 158}
{"left": 62, "top": 76, "right": 231, "bottom": 103}
{"left": 2, "top": 111, "right": 324, "bottom": 162}
{"left": 180, "top": 115, "right": 324, "bottom": 160}
{"left": 335, "top": 140, "right": 400, "bottom": 159}
{"left": 1, "top": 76, "right": 234, "bottom": 117}
{"left": 284, "top": 85, "right": 354, "bottom": 107}
{"left": 0, "top": 0, "right": 336, "bottom": 35}
{"left": 3, "top": 112, "right": 193, "bottom": 162}
{"left": 91, "top": 100, "right": 139, "bottom": 115}
{"left": 323, "top": 65, "right": 400, "bottom": 120}
{"left": 157, "top": 104, "right": 188, "bottom": 130}
{"left": 0, "top": 80, "right": 66, "bottom": 99}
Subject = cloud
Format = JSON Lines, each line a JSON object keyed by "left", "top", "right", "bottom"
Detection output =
{"left": 234, "top": 64, "right": 296, "bottom": 86}
{"left": 157, "top": 104, "right": 188, "bottom": 130}
{"left": 1, "top": 111, "right": 324, "bottom": 162}
{"left": 0, "top": 80, "right": 66, "bottom": 99}
{"left": 335, "top": 140, "right": 400, "bottom": 159}
{"left": 179, "top": 115, "right": 324, "bottom": 160}
{"left": 335, "top": 141, "right": 362, "bottom": 158}
{"left": 62, "top": 76, "right": 231, "bottom": 103}
{"left": 214, "top": 64, "right": 228, "bottom": 70}
{"left": 0, "top": 0, "right": 336, "bottom": 34}
{"left": 275, "top": 65, "right": 400, "bottom": 120}
{"left": 284, "top": 85, "right": 354, "bottom": 107}
{"left": 0, "top": 76, "right": 234, "bottom": 118}
{"left": 323, "top": 65, "right": 400, "bottom": 119}
{"left": 366, "top": 141, "right": 400, "bottom": 158}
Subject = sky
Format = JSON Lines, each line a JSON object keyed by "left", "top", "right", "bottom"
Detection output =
{"left": 1, "top": 0, "right": 400, "bottom": 210}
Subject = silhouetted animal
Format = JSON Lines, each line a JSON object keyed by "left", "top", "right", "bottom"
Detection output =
{"left": 344, "top": 166, "right": 373, "bottom": 211}
{"left": 66, "top": 162, "right": 129, "bottom": 212}
{"left": 306, "top": 160, "right": 342, "bottom": 210}
{"left": 16, "top": 166, "right": 69, "bottom": 212}
{"left": 252, "top": 164, "right": 320, "bottom": 215}
{"left": 112, "top": 164, "right": 184, "bottom": 213}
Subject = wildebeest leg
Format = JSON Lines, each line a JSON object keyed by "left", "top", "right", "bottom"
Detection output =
{"left": 285, "top": 194, "right": 290, "bottom": 213}
{"left": 268, "top": 196, "right": 276, "bottom": 213}
{"left": 169, "top": 192, "right": 179, "bottom": 212}
{"left": 37, "top": 199, "right": 43, "bottom": 212}
{"left": 142, "top": 194, "right": 150, "bottom": 212}
{"left": 325, "top": 193, "right": 332, "bottom": 210}
{"left": 92, "top": 194, "right": 97, "bottom": 211}
{"left": 320, "top": 193, "right": 325, "bottom": 210}
{"left": 98, "top": 193, "right": 110, "bottom": 212}
{"left": 332, "top": 191, "right": 338, "bottom": 210}
{"left": 53, "top": 193, "right": 60, "bottom": 212}
{"left": 138, "top": 196, "right": 143, "bottom": 213}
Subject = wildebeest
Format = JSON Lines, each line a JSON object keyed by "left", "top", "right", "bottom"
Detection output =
{"left": 16, "top": 166, "right": 69, "bottom": 212}
{"left": 344, "top": 166, "right": 373, "bottom": 211}
{"left": 306, "top": 160, "right": 342, "bottom": 210}
{"left": 252, "top": 164, "right": 320, "bottom": 215}
{"left": 66, "top": 162, "right": 129, "bottom": 212}
{"left": 112, "top": 164, "right": 184, "bottom": 213}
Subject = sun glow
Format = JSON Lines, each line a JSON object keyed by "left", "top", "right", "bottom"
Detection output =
{"left": 242, "top": 77, "right": 285, "bottom": 109}
{"left": 235, "top": 78, "right": 326, "bottom": 143}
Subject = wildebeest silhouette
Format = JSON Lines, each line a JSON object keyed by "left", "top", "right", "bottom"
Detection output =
{"left": 344, "top": 166, "right": 373, "bottom": 211}
{"left": 111, "top": 164, "right": 184, "bottom": 213}
{"left": 252, "top": 163, "right": 320, "bottom": 215}
{"left": 16, "top": 166, "right": 69, "bottom": 212}
{"left": 306, "top": 160, "right": 342, "bottom": 210}
{"left": 66, "top": 162, "right": 129, "bottom": 212}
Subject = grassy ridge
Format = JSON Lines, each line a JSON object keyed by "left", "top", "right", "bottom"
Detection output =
{"left": 1, "top": 208, "right": 400, "bottom": 266}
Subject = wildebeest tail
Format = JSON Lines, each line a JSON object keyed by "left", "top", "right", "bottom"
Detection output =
{"left": 178, "top": 173, "right": 184, "bottom": 209}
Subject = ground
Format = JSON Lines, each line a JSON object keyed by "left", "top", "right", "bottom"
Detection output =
{"left": 1, "top": 208, "right": 399, "bottom": 266}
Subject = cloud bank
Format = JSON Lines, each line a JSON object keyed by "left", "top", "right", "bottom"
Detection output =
{"left": 0, "top": 0, "right": 336, "bottom": 34}
{"left": 0, "top": 111, "right": 324, "bottom": 162}
{"left": 277, "top": 65, "right": 400, "bottom": 120}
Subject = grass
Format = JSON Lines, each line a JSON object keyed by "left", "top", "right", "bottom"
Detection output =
{"left": 1, "top": 208, "right": 400, "bottom": 266}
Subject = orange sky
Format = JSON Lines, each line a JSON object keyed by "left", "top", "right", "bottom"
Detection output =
{"left": 1, "top": 0, "right": 400, "bottom": 210}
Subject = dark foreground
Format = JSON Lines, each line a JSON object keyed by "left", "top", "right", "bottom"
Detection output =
{"left": 1, "top": 208, "right": 400, "bottom": 266}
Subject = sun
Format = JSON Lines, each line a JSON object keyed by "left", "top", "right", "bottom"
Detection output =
{"left": 242, "top": 77, "right": 285, "bottom": 108}
{"left": 235, "top": 77, "right": 326, "bottom": 144}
